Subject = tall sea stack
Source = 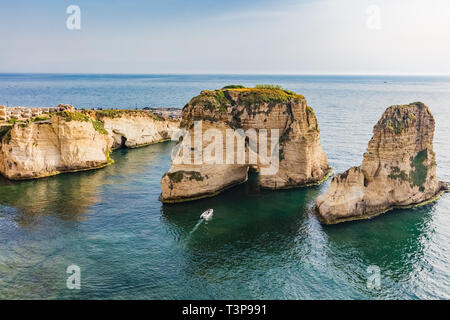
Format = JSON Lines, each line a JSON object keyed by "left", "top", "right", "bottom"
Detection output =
{"left": 316, "top": 102, "right": 446, "bottom": 224}
{"left": 160, "top": 86, "right": 330, "bottom": 203}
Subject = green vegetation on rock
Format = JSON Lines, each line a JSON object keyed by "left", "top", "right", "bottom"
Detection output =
{"left": 387, "top": 149, "right": 429, "bottom": 192}
{"left": 388, "top": 166, "right": 409, "bottom": 182}
{"left": 96, "top": 109, "right": 164, "bottom": 121}
{"left": 7, "top": 117, "right": 18, "bottom": 124}
{"left": 184, "top": 85, "right": 305, "bottom": 129}
{"left": 383, "top": 118, "right": 407, "bottom": 134}
{"left": 410, "top": 149, "right": 428, "bottom": 191}
{"left": 190, "top": 90, "right": 234, "bottom": 113}
{"left": 215, "top": 90, "right": 232, "bottom": 112}
{"left": 104, "top": 149, "right": 114, "bottom": 164}
{"left": 95, "top": 109, "right": 122, "bottom": 118}
{"left": 254, "top": 84, "right": 284, "bottom": 90}
{"left": 167, "top": 170, "right": 204, "bottom": 183}
{"left": 30, "top": 116, "right": 50, "bottom": 122}
{"left": 91, "top": 120, "right": 108, "bottom": 135}
{"left": 380, "top": 104, "right": 424, "bottom": 135}
{"left": 222, "top": 85, "right": 245, "bottom": 89}
{"left": 57, "top": 111, "right": 90, "bottom": 122}
{"left": 190, "top": 85, "right": 304, "bottom": 113}
{"left": 237, "top": 87, "right": 304, "bottom": 106}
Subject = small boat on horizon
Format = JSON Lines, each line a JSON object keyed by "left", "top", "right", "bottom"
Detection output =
{"left": 200, "top": 209, "right": 214, "bottom": 221}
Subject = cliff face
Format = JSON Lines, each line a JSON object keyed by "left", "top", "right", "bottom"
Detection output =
{"left": 160, "top": 87, "right": 330, "bottom": 203}
{"left": 96, "top": 111, "right": 179, "bottom": 149}
{"left": 316, "top": 102, "right": 443, "bottom": 224}
{"left": 0, "top": 109, "right": 180, "bottom": 180}
{"left": 0, "top": 114, "right": 113, "bottom": 180}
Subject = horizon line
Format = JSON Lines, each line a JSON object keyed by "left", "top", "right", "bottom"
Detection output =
{"left": 1, "top": 72, "right": 450, "bottom": 77}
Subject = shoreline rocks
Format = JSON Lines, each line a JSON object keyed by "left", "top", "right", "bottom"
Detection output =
{"left": 0, "top": 108, "right": 180, "bottom": 180}
{"left": 315, "top": 102, "right": 445, "bottom": 224}
{"left": 92, "top": 109, "right": 179, "bottom": 149}
{"left": 0, "top": 115, "right": 113, "bottom": 180}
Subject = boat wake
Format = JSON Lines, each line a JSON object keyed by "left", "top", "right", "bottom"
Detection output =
{"left": 189, "top": 219, "right": 204, "bottom": 236}
{"left": 184, "top": 209, "right": 214, "bottom": 244}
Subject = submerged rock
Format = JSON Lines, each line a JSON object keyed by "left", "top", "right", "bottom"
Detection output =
{"left": 316, "top": 102, "right": 445, "bottom": 224}
{"left": 160, "top": 86, "right": 330, "bottom": 203}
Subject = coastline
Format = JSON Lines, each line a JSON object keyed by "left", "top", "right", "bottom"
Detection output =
{"left": 0, "top": 159, "right": 115, "bottom": 181}
{"left": 0, "top": 139, "right": 177, "bottom": 182}
{"left": 1, "top": 74, "right": 450, "bottom": 299}
{"left": 0, "top": 107, "right": 180, "bottom": 181}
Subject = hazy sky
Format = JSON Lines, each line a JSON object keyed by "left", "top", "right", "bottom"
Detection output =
{"left": 1, "top": 0, "right": 450, "bottom": 74}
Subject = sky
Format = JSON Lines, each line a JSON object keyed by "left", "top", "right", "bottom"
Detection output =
{"left": 1, "top": 0, "right": 450, "bottom": 74}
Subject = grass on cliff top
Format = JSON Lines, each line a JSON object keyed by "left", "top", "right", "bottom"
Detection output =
{"left": 228, "top": 84, "right": 304, "bottom": 99}
{"left": 190, "top": 85, "right": 304, "bottom": 113}
{"left": 95, "top": 109, "right": 164, "bottom": 121}
{"left": 379, "top": 103, "right": 428, "bottom": 135}
{"left": 381, "top": 102, "right": 433, "bottom": 135}
{"left": 55, "top": 111, "right": 109, "bottom": 135}
{"left": 237, "top": 86, "right": 304, "bottom": 106}
{"left": 30, "top": 116, "right": 50, "bottom": 122}
{"left": 57, "top": 111, "right": 91, "bottom": 122}
{"left": 222, "top": 85, "right": 245, "bottom": 89}
{"left": 7, "top": 116, "right": 50, "bottom": 127}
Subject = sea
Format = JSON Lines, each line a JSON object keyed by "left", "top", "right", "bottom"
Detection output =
{"left": 0, "top": 73, "right": 449, "bottom": 299}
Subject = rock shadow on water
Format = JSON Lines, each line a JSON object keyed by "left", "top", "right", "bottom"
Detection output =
{"left": 0, "top": 171, "right": 104, "bottom": 228}
{"left": 161, "top": 173, "right": 325, "bottom": 273}
{"left": 0, "top": 142, "right": 175, "bottom": 229}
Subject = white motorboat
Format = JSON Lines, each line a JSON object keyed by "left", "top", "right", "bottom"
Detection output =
{"left": 200, "top": 209, "right": 214, "bottom": 220}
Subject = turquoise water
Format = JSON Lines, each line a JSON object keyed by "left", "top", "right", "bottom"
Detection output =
{"left": 0, "top": 74, "right": 449, "bottom": 299}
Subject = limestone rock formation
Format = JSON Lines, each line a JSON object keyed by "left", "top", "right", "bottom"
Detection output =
{"left": 316, "top": 102, "right": 445, "bottom": 224}
{"left": 0, "top": 109, "right": 180, "bottom": 180}
{"left": 94, "top": 110, "right": 179, "bottom": 149}
{"left": 0, "top": 113, "right": 113, "bottom": 180}
{"left": 160, "top": 86, "right": 330, "bottom": 203}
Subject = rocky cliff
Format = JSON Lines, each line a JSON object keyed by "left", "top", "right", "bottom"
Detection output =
{"left": 316, "top": 102, "right": 446, "bottom": 224}
{"left": 0, "top": 112, "right": 113, "bottom": 180}
{"left": 93, "top": 110, "right": 179, "bottom": 149}
{"left": 160, "top": 86, "right": 330, "bottom": 203}
{"left": 0, "top": 108, "right": 180, "bottom": 180}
